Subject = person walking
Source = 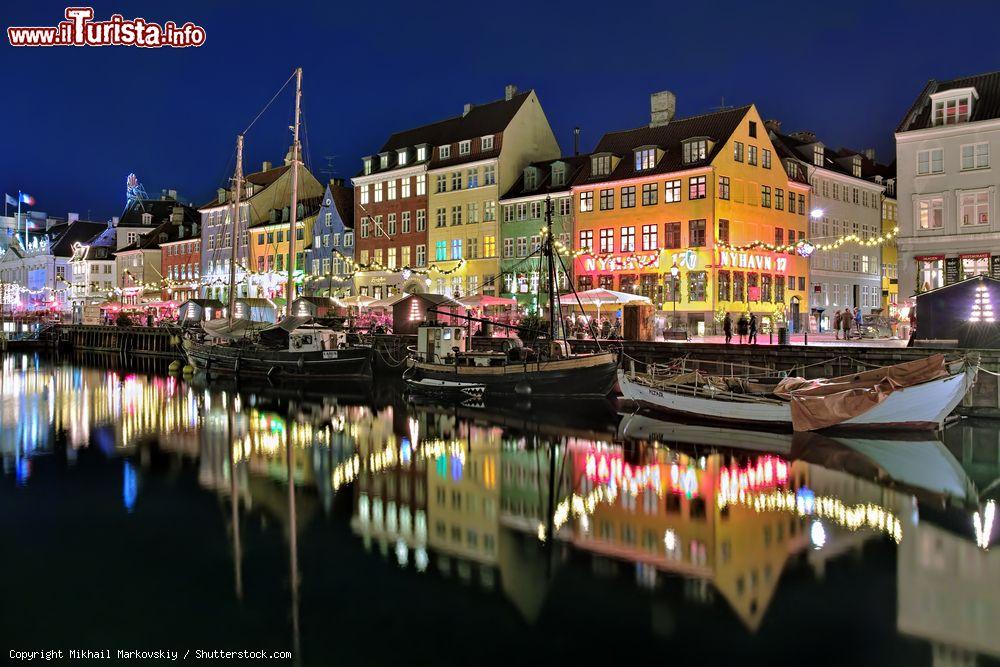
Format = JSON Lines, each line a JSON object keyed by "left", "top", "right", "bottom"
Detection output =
{"left": 748, "top": 312, "right": 758, "bottom": 345}
{"left": 854, "top": 306, "right": 863, "bottom": 335}
{"left": 841, "top": 307, "right": 852, "bottom": 341}
{"left": 833, "top": 309, "right": 842, "bottom": 340}
{"left": 737, "top": 313, "right": 749, "bottom": 344}
{"left": 723, "top": 312, "right": 733, "bottom": 344}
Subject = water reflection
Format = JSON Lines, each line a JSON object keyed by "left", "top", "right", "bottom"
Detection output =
{"left": 2, "top": 353, "right": 999, "bottom": 665}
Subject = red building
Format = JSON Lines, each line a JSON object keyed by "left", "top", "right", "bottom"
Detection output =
{"left": 160, "top": 222, "right": 201, "bottom": 303}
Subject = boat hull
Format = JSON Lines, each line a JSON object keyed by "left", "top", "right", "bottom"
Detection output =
{"left": 406, "top": 352, "right": 618, "bottom": 398}
{"left": 618, "top": 368, "right": 973, "bottom": 431}
{"left": 183, "top": 338, "right": 372, "bottom": 380}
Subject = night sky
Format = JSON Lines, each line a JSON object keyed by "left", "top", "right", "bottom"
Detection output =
{"left": 1, "top": 0, "right": 998, "bottom": 221}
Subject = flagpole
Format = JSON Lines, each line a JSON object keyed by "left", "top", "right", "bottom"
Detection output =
{"left": 17, "top": 191, "right": 22, "bottom": 248}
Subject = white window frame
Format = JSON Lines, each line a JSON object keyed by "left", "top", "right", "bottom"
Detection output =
{"left": 961, "top": 142, "right": 990, "bottom": 171}
{"left": 916, "top": 196, "right": 944, "bottom": 230}
{"left": 916, "top": 148, "right": 943, "bottom": 176}
{"left": 439, "top": 145, "right": 451, "bottom": 159}
{"left": 458, "top": 140, "right": 471, "bottom": 156}
{"left": 959, "top": 190, "right": 991, "bottom": 227}
{"left": 481, "top": 135, "right": 494, "bottom": 151}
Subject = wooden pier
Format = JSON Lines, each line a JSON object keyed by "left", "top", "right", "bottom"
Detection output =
{"left": 56, "top": 325, "right": 183, "bottom": 359}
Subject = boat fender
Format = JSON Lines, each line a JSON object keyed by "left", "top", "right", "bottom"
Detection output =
{"left": 297, "top": 356, "right": 305, "bottom": 370}
{"left": 514, "top": 382, "right": 532, "bottom": 396}
{"left": 168, "top": 360, "right": 182, "bottom": 374}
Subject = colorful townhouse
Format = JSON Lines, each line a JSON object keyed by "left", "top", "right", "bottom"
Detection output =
{"left": 248, "top": 196, "right": 323, "bottom": 302}
{"left": 498, "top": 156, "right": 587, "bottom": 312}
{"left": 159, "top": 221, "right": 201, "bottom": 303}
{"left": 424, "top": 86, "right": 560, "bottom": 299}
{"left": 571, "top": 93, "right": 811, "bottom": 334}
{"left": 305, "top": 180, "right": 355, "bottom": 297}
{"left": 116, "top": 197, "right": 200, "bottom": 306}
{"left": 200, "top": 156, "right": 323, "bottom": 302}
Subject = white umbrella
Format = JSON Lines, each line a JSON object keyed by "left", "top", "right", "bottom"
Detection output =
{"left": 458, "top": 294, "right": 518, "bottom": 308}
{"left": 339, "top": 294, "right": 377, "bottom": 308}
{"left": 560, "top": 288, "right": 651, "bottom": 322}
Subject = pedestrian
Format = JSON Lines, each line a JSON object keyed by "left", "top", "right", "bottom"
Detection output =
{"left": 748, "top": 312, "right": 758, "bottom": 345}
{"left": 833, "top": 309, "right": 842, "bottom": 340}
{"left": 737, "top": 313, "right": 749, "bottom": 344}
{"left": 854, "top": 306, "right": 863, "bottom": 334}
{"left": 841, "top": 307, "right": 852, "bottom": 340}
{"left": 723, "top": 312, "right": 733, "bottom": 344}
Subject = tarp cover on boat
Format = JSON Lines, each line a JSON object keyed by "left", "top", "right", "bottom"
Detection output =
{"left": 774, "top": 355, "right": 951, "bottom": 431}
{"left": 203, "top": 318, "right": 268, "bottom": 341}
{"left": 257, "top": 316, "right": 313, "bottom": 348}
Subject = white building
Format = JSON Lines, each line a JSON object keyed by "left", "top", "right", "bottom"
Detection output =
{"left": 896, "top": 71, "right": 1000, "bottom": 301}
{"left": 769, "top": 123, "right": 885, "bottom": 330}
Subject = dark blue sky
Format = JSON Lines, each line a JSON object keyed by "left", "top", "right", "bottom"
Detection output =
{"left": 1, "top": 0, "right": 998, "bottom": 221}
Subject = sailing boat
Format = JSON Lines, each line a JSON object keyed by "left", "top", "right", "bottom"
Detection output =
{"left": 183, "top": 68, "right": 373, "bottom": 381}
{"left": 403, "top": 196, "right": 618, "bottom": 398}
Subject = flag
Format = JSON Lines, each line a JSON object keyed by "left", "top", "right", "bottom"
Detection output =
{"left": 4, "top": 194, "right": 16, "bottom": 207}
{"left": 19, "top": 193, "right": 35, "bottom": 206}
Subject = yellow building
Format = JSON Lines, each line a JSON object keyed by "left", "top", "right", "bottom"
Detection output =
{"left": 882, "top": 181, "right": 899, "bottom": 313}
{"left": 247, "top": 197, "right": 322, "bottom": 301}
{"left": 572, "top": 94, "right": 811, "bottom": 334}
{"left": 425, "top": 85, "right": 560, "bottom": 298}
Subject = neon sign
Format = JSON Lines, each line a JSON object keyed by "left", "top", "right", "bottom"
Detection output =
{"left": 584, "top": 253, "right": 659, "bottom": 272}
{"left": 718, "top": 250, "right": 788, "bottom": 274}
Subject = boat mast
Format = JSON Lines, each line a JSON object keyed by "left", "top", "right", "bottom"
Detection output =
{"left": 227, "top": 135, "right": 244, "bottom": 327}
{"left": 543, "top": 196, "right": 561, "bottom": 341}
{"left": 286, "top": 67, "right": 303, "bottom": 311}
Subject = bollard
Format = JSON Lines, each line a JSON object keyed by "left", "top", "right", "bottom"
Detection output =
{"left": 769, "top": 331, "right": 773, "bottom": 345}
{"left": 804, "top": 331, "right": 808, "bottom": 346}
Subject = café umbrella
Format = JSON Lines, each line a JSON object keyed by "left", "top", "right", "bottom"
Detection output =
{"left": 560, "top": 288, "right": 651, "bottom": 321}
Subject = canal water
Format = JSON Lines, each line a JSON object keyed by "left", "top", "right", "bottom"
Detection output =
{"left": 1, "top": 354, "right": 998, "bottom": 666}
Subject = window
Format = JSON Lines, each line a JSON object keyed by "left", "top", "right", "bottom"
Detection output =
{"left": 933, "top": 95, "right": 972, "bottom": 125}
{"left": 451, "top": 206, "right": 463, "bottom": 226}
{"left": 451, "top": 172, "right": 462, "bottom": 190}
{"left": 683, "top": 139, "right": 707, "bottom": 163}
{"left": 552, "top": 163, "right": 566, "bottom": 186}
{"left": 718, "top": 176, "right": 730, "bottom": 200}
{"left": 360, "top": 218, "right": 370, "bottom": 238}
{"left": 360, "top": 185, "right": 369, "bottom": 205}
{"left": 459, "top": 140, "right": 471, "bottom": 155}
{"left": 503, "top": 237, "right": 514, "bottom": 258}
{"left": 402, "top": 210, "right": 411, "bottom": 233}
{"left": 688, "top": 271, "right": 706, "bottom": 301}
{"left": 635, "top": 147, "right": 656, "bottom": 170}
{"left": 761, "top": 185, "right": 771, "bottom": 208}
{"left": 688, "top": 176, "right": 706, "bottom": 200}
{"left": 774, "top": 227, "right": 784, "bottom": 246}
{"left": 435, "top": 240, "right": 447, "bottom": 261}
{"left": 387, "top": 213, "right": 397, "bottom": 236}
{"left": 466, "top": 237, "right": 478, "bottom": 259}
{"left": 416, "top": 146, "right": 427, "bottom": 161}
{"left": 918, "top": 197, "right": 944, "bottom": 229}
{"left": 579, "top": 191, "right": 593, "bottom": 212}
{"left": 417, "top": 209, "right": 426, "bottom": 231}
{"left": 775, "top": 188, "right": 784, "bottom": 211}
{"left": 665, "top": 179, "right": 681, "bottom": 203}
{"left": 621, "top": 186, "right": 636, "bottom": 208}
{"left": 401, "top": 177, "right": 411, "bottom": 198}
{"left": 762, "top": 148, "right": 772, "bottom": 169}
{"left": 529, "top": 201, "right": 541, "bottom": 219}
{"left": 600, "top": 188, "right": 614, "bottom": 210}
{"left": 483, "top": 200, "right": 496, "bottom": 222}
{"left": 579, "top": 230, "right": 594, "bottom": 252}
{"left": 592, "top": 154, "right": 612, "bottom": 176}
{"left": 483, "top": 235, "right": 496, "bottom": 257}
{"left": 558, "top": 197, "right": 571, "bottom": 216}
{"left": 516, "top": 236, "right": 528, "bottom": 257}
{"left": 960, "top": 191, "right": 990, "bottom": 226}
{"left": 439, "top": 145, "right": 451, "bottom": 159}
{"left": 798, "top": 194, "right": 805, "bottom": 214}
{"left": 415, "top": 244, "right": 425, "bottom": 267}
{"left": 733, "top": 141, "right": 744, "bottom": 162}
{"left": 641, "top": 183, "right": 657, "bottom": 206}
{"left": 436, "top": 208, "right": 446, "bottom": 228}
{"left": 917, "top": 148, "right": 943, "bottom": 175}
{"left": 436, "top": 174, "right": 447, "bottom": 193}
{"left": 387, "top": 180, "right": 397, "bottom": 200}
{"left": 387, "top": 247, "right": 397, "bottom": 269}
{"left": 620, "top": 226, "right": 635, "bottom": 252}
{"left": 718, "top": 271, "right": 731, "bottom": 301}
{"left": 689, "top": 219, "right": 706, "bottom": 247}
{"left": 467, "top": 168, "right": 479, "bottom": 188}
{"left": 641, "top": 224, "right": 657, "bottom": 251}
{"left": 530, "top": 235, "right": 541, "bottom": 252}
{"left": 962, "top": 255, "right": 989, "bottom": 278}
{"left": 524, "top": 168, "right": 537, "bottom": 190}
{"left": 733, "top": 272, "right": 745, "bottom": 301}
{"left": 748, "top": 145, "right": 758, "bottom": 166}
{"left": 717, "top": 219, "right": 729, "bottom": 244}
{"left": 481, "top": 135, "right": 494, "bottom": 151}
{"left": 813, "top": 145, "right": 823, "bottom": 166}
{"left": 599, "top": 228, "right": 614, "bottom": 253}
{"left": 484, "top": 165, "right": 496, "bottom": 185}
{"left": 467, "top": 202, "right": 479, "bottom": 224}
{"left": 961, "top": 143, "right": 990, "bottom": 170}
{"left": 516, "top": 203, "right": 527, "bottom": 221}
{"left": 919, "top": 258, "right": 943, "bottom": 291}
{"left": 416, "top": 174, "right": 426, "bottom": 195}
{"left": 665, "top": 222, "right": 681, "bottom": 249}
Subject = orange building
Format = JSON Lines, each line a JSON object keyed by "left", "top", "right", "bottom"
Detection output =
{"left": 571, "top": 93, "right": 812, "bottom": 334}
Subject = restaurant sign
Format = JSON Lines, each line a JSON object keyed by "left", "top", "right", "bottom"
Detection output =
{"left": 718, "top": 250, "right": 788, "bottom": 274}
{"left": 583, "top": 252, "right": 659, "bottom": 272}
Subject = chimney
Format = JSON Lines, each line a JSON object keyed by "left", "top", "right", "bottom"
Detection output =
{"left": 171, "top": 206, "right": 183, "bottom": 224}
{"left": 573, "top": 127, "right": 580, "bottom": 156}
{"left": 463, "top": 103, "right": 473, "bottom": 116}
{"left": 764, "top": 119, "right": 782, "bottom": 133}
{"left": 110, "top": 216, "right": 119, "bottom": 228}
{"left": 67, "top": 212, "right": 79, "bottom": 223}
{"left": 192, "top": 222, "right": 199, "bottom": 236}
{"left": 217, "top": 188, "right": 226, "bottom": 204}
{"left": 649, "top": 90, "right": 676, "bottom": 128}
{"left": 262, "top": 160, "right": 272, "bottom": 172}
{"left": 331, "top": 177, "right": 344, "bottom": 187}
{"left": 864, "top": 147, "right": 876, "bottom": 161}
{"left": 504, "top": 84, "right": 518, "bottom": 101}
{"left": 790, "top": 130, "right": 817, "bottom": 143}
{"left": 168, "top": 189, "right": 178, "bottom": 200}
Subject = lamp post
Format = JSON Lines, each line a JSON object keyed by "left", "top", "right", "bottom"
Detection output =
{"left": 670, "top": 260, "right": 679, "bottom": 329}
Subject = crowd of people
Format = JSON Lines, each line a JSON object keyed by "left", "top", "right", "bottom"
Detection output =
{"left": 722, "top": 312, "right": 759, "bottom": 345}
{"left": 831, "top": 307, "right": 864, "bottom": 340}
{"left": 564, "top": 314, "right": 623, "bottom": 340}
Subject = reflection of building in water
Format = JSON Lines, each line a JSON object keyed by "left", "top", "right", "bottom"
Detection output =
{"left": 568, "top": 447, "right": 806, "bottom": 630}
{"left": 499, "top": 436, "right": 573, "bottom": 534}
{"left": 898, "top": 520, "right": 1000, "bottom": 666}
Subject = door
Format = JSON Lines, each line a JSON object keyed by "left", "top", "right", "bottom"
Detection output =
{"left": 789, "top": 297, "right": 799, "bottom": 333}
{"left": 852, "top": 284, "right": 860, "bottom": 309}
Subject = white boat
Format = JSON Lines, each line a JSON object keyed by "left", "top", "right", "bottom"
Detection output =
{"left": 618, "top": 355, "right": 977, "bottom": 432}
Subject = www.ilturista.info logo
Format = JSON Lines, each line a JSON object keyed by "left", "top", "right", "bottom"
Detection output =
{"left": 7, "top": 7, "right": 205, "bottom": 48}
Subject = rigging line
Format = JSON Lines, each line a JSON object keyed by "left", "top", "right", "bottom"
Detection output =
{"left": 242, "top": 70, "right": 297, "bottom": 136}
{"left": 554, "top": 249, "right": 604, "bottom": 351}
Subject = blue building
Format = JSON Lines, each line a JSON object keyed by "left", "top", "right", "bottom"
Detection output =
{"left": 306, "top": 180, "right": 354, "bottom": 297}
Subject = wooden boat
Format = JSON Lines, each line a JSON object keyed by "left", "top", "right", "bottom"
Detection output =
{"left": 618, "top": 355, "right": 977, "bottom": 432}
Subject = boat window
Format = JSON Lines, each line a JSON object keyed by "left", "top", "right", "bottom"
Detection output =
{"left": 443, "top": 330, "right": 452, "bottom": 340}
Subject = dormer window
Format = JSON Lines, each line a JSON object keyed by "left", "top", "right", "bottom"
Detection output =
{"left": 852, "top": 155, "right": 862, "bottom": 178}
{"left": 932, "top": 88, "right": 976, "bottom": 125}
{"left": 812, "top": 144, "right": 824, "bottom": 167}
{"left": 592, "top": 154, "right": 612, "bottom": 177}
{"left": 481, "top": 135, "right": 494, "bottom": 151}
{"left": 379, "top": 153, "right": 389, "bottom": 169}
{"left": 524, "top": 168, "right": 538, "bottom": 190}
{"left": 459, "top": 140, "right": 471, "bottom": 156}
{"left": 363, "top": 157, "right": 372, "bottom": 175}
{"left": 635, "top": 147, "right": 657, "bottom": 170}
{"left": 681, "top": 139, "right": 707, "bottom": 164}
{"left": 551, "top": 163, "right": 566, "bottom": 186}
{"left": 245, "top": 184, "right": 254, "bottom": 198}
{"left": 141, "top": 213, "right": 152, "bottom": 225}
{"left": 886, "top": 178, "right": 895, "bottom": 197}
{"left": 439, "top": 145, "right": 451, "bottom": 159}
{"left": 416, "top": 145, "right": 428, "bottom": 161}
{"left": 786, "top": 160, "right": 799, "bottom": 178}
{"left": 397, "top": 149, "right": 408, "bottom": 166}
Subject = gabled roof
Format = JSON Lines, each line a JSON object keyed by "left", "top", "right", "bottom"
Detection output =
{"left": 327, "top": 182, "right": 354, "bottom": 230}
{"left": 834, "top": 148, "right": 895, "bottom": 185}
{"left": 200, "top": 164, "right": 293, "bottom": 209}
{"left": 361, "top": 91, "right": 532, "bottom": 176}
{"left": 500, "top": 155, "right": 590, "bottom": 200}
{"left": 248, "top": 196, "right": 324, "bottom": 230}
{"left": 576, "top": 105, "right": 751, "bottom": 184}
{"left": 897, "top": 71, "right": 1000, "bottom": 133}
{"left": 49, "top": 220, "right": 107, "bottom": 257}
{"left": 118, "top": 218, "right": 194, "bottom": 253}
{"left": 769, "top": 129, "right": 875, "bottom": 184}
{"left": 119, "top": 197, "right": 200, "bottom": 227}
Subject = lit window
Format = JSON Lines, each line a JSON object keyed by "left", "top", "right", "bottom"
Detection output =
{"left": 960, "top": 191, "right": 990, "bottom": 226}
{"left": 397, "top": 149, "right": 408, "bottom": 166}
{"left": 635, "top": 147, "right": 657, "bottom": 170}
{"left": 416, "top": 146, "right": 427, "bottom": 161}
{"left": 933, "top": 95, "right": 972, "bottom": 125}
{"left": 592, "top": 155, "right": 612, "bottom": 176}
{"left": 813, "top": 145, "right": 823, "bottom": 166}
{"left": 683, "top": 140, "right": 707, "bottom": 164}
{"left": 918, "top": 197, "right": 944, "bottom": 229}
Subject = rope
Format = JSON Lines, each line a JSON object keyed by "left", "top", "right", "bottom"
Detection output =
{"left": 243, "top": 70, "right": 296, "bottom": 136}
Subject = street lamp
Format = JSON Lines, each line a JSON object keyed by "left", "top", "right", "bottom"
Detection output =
{"left": 670, "top": 260, "right": 679, "bottom": 328}
{"left": 810, "top": 208, "right": 824, "bottom": 220}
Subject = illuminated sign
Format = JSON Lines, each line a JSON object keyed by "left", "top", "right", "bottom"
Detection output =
{"left": 584, "top": 253, "right": 659, "bottom": 272}
{"left": 718, "top": 250, "right": 788, "bottom": 274}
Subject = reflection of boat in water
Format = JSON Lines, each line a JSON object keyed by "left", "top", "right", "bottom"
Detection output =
{"left": 619, "top": 412, "right": 794, "bottom": 454}
{"left": 618, "top": 354, "right": 977, "bottom": 432}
